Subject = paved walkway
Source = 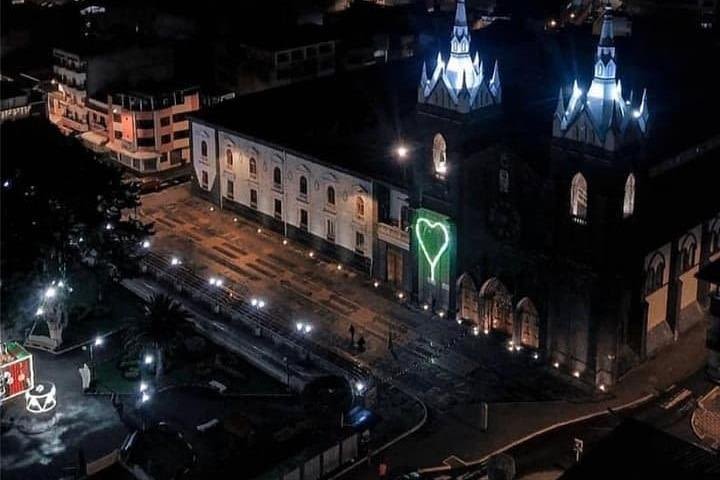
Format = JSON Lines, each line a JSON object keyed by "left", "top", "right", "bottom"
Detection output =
{"left": 137, "top": 185, "right": 711, "bottom": 477}
{"left": 139, "top": 186, "right": 589, "bottom": 409}
{"left": 692, "top": 386, "right": 720, "bottom": 449}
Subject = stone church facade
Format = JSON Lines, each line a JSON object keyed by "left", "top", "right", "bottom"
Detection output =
{"left": 190, "top": 2, "right": 720, "bottom": 389}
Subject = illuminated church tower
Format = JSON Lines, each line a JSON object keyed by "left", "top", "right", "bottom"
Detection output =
{"left": 553, "top": 6, "right": 649, "bottom": 151}
{"left": 418, "top": 0, "right": 501, "bottom": 114}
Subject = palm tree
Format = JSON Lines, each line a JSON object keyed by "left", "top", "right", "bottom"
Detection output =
{"left": 126, "top": 294, "right": 191, "bottom": 380}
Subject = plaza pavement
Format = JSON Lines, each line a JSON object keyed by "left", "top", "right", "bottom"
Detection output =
{"left": 1, "top": 348, "right": 128, "bottom": 480}
{"left": 136, "top": 185, "right": 712, "bottom": 476}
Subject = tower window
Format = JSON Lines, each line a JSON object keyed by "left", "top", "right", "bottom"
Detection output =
{"left": 226, "top": 149, "right": 233, "bottom": 167}
{"left": 570, "top": 173, "right": 588, "bottom": 224}
{"left": 623, "top": 173, "right": 635, "bottom": 218}
{"left": 680, "top": 235, "right": 697, "bottom": 273}
{"left": 200, "top": 140, "right": 208, "bottom": 158}
{"left": 327, "top": 186, "right": 335, "bottom": 207}
{"left": 432, "top": 133, "right": 447, "bottom": 177}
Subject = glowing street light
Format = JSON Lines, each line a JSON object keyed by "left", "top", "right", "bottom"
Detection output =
{"left": 295, "top": 321, "right": 312, "bottom": 334}
{"left": 472, "top": 326, "right": 480, "bottom": 336}
{"left": 170, "top": 256, "right": 181, "bottom": 266}
{"left": 139, "top": 382, "right": 148, "bottom": 393}
{"left": 373, "top": 280, "right": 380, "bottom": 288}
{"left": 144, "top": 354, "right": 154, "bottom": 365}
{"left": 36, "top": 307, "right": 45, "bottom": 316}
{"left": 355, "top": 381, "right": 365, "bottom": 394}
{"left": 44, "top": 286, "right": 57, "bottom": 299}
{"left": 94, "top": 336, "right": 104, "bottom": 347}
{"left": 105, "top": 223, "right": 113, "bottom": 231}
{"left": 141, "top": 240, "right": 151, "bottom": 249}
{"left": 141, "top": 392, "right": 151, "bottom": 403}
{"left": 396, "top": 145, "right": 408, "bottom": 158}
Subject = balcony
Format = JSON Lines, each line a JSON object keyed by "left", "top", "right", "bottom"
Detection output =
{"left": 378, "top": 221, "right": 409, "bottom": 250}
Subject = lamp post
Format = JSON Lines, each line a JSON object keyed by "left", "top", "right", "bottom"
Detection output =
{"left": 88, "top": 336, "right": 104, "bottom": 389}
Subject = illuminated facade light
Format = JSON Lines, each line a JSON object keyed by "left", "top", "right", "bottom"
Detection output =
{"left": 44, "top": 287, "right": 57, "bottom": 299}
{"left": 282, "top": 239, "right": 288, "bottom": 245}
{"left": 170, "top": 256, "right": 181, "bottom": 266}
{"left": 251, "top": 298, "right": 258, "bottom": 307}
{"left": 599, "top": 384, "right": 606, "bottom": 392}
{"left": 472, "top": 326, "right": 480, "bottom": 336}
{"left": 423, "top": 304, "right": 429, "bottom": 311}
{"left": 438, "top": 311, "right": 445, "bottom": 318}
{"left": 573, "top": 371, "right": 581, "bottom": 378}
{"left": 396, "top": 145, "right": 408, "bottom": 158}
{"left": 94, "top": 337, "right": 103, "bottom": 346}
{"left": 296, "top": 322, "right": 303, "bottom": 332}
{"left": 418, "top": 0, "right": 501, "bottom": 114}
{"left": 257, "top": 228, "right": 262, "bottom": 233}
{"left": 373, "top": 280, "right": 380, "bottom": 288}
{"left": 144, "top": 355, "right": 153, "bottom": 365}
{"left": 532, "top": 351, "right": 539, "bottom": 360}
{"left": 553, "top": 362, "right": 560, "bottom": 369}
{"left": 141, "top": 392, "right": 150, "bottom": 403}
{"left": 139, "top": 382, "right": 148, "bottom": 392}
{"left": 142, "top": 240, "right": 151, "bottom": 249}
{"left": 415, "top": 217, "right": 450, "bottom": 283}
{"left": 36, "top": 307, "right": 44, "bottom": 316}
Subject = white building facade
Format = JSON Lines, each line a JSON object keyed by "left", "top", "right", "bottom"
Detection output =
{"left": 191, "top": 121, "right": 376, "bottom": 269}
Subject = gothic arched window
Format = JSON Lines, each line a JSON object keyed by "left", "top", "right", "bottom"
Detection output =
{"left": 356, "top": 196, "right": 365, "bottom": 218}
{"left": 623, "top": 173, "right": 635, "bottom": 218}
{"left": 645, "top": 253, "right": 665, "bottom": 295}
{"left": 327, "top": 186, "right": 335, "bottom": 206}
{"left": 299, "top": 175, "right": 308, "bottom": 196}
{"left": 570, "top": 173, "right": 588, "bottom": 224}
{"left": 432, "top": 133, "right": 447, "bottom": 176}
{"left": 273, "top": 167, "right": 282, "bottom": 187}
{"left": 200, "top": 140, "right": 208, "bottom": 158}
{"left": 680, "top": 234, "right": 697, "bottom": 273}
{"left": 226, "top": 148, "right": 233, "bottom": 167}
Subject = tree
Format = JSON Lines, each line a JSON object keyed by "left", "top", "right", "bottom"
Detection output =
{"left": 1, "top": 118, "right": 153, "bottom": 335}
{"left": 125, "top": 294, "right": 191, "bottom": 380}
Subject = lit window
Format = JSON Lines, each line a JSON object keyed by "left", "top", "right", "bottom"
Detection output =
{"left": 623, "top": 173, "right": 635, "bottom": 218}
{"left": 226, "top": 149, "right": 233, "bottom": 167}
{"left": 432, "top": 133, "right": 447, "bottom": 177}
{"left": 570, "top": 173, "right": 588, "bottom": 224}
{"left": 356, "top": 196, "right": 365, "bottom": 218}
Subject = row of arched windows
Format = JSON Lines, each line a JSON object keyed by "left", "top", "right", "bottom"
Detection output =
{"left": 569, "top": 172, "right": 636, "bottom": 223}
{"left": 215, "top": 148, "right": 366, "bottom": 217}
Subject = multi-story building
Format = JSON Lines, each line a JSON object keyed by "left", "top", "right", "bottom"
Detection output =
{"left": 47, "top": 40, "right": 174, "bottom": 135}
{"left": 98, "top": 85, "right": 199, "bottom": 174}
{"left": 190, "top": 2, "right": 720, "bottom": 389}
{"left": 0, "top": 77, "right": 45, "bottom": 123}
{"left": 215, "top": 25, "right": 336, "bottom": 95}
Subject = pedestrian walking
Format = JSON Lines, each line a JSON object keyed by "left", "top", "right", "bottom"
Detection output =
{"left": 358, "top": 335, "right": 366, "bottom": 352}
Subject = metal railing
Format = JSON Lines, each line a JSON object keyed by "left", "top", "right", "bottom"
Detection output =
{"left": 140, "top": 251, "right": 370, "bottom": 384}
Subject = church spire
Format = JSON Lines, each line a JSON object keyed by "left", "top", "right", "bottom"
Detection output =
{"left": 451, "top": 0, "right": 470, "bottom": 55}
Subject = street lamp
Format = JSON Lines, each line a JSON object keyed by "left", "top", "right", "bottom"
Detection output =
{"left": 144, "top": 354, "right": 154, "bottom": 366}
{"left": 44, "top": 286, "right": 57, "bottom": 299}
{"left": 141, "top": 240, "right": 151, "bottom": 249}
{"left": 170, "top": 256, "right": 181, "bottom": 266}
{"left": 295, "top": 321, "right": 312, "bottom": 334}
{"left": 396, "top": 145, "right": 408, "bottom": 158}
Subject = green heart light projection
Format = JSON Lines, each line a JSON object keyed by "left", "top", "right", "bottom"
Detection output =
{"left": 415, "top": 217, "right": 450, "bottom": 283}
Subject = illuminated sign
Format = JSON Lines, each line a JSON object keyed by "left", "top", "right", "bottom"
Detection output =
{"left": 415, "top": 217, "right": 450, "bottom": 283}
{"left": 25, "top": 382, "right": 56, "bottom": 414}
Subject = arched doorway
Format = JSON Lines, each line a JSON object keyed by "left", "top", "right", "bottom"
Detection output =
{"left": 457, "top": 273, "right": 479, "bottom": 324}
{"left": 516, "top": 297, "right": 539, "bottom": 348}
{"left": 479, "top": 278, "right": 512, "bottom": 335}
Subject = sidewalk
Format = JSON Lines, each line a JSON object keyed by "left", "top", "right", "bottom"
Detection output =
{"left": 139, "top": 186, "right": 590, "bottom": 409}
{"left": 345, "top": 318, "right": 709, "bottom": 478}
